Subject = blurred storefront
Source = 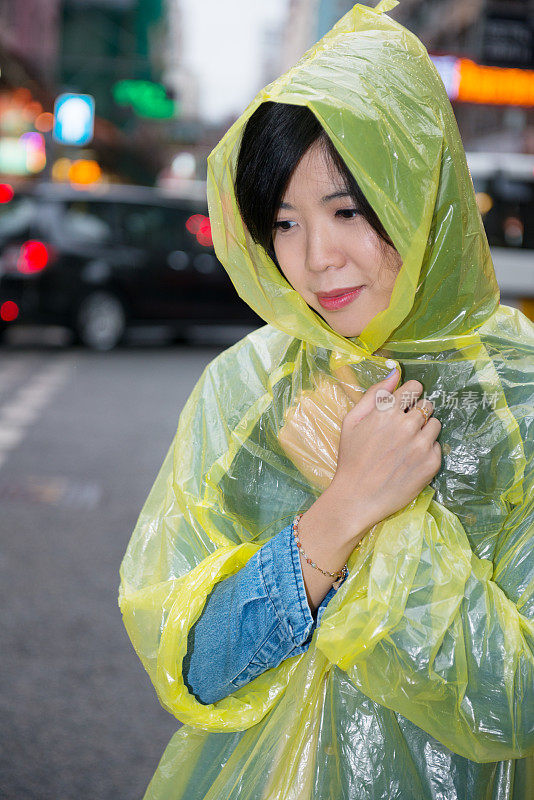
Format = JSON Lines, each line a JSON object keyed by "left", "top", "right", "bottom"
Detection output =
{"left": 393, "top": 0, "right": 534, "bottom": 153}
{"left": 391, "top": 0, "right": 534, "bottom": 320}
{"left": 282, "top": 1, "right": 534, "bottom": 155}
{"left": 0, "top": 0, "right": 195, "bottom": 187}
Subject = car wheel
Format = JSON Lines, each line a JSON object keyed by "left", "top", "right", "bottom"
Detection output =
{"left": 75, "top": 291, "right": 127, "bottom": 351}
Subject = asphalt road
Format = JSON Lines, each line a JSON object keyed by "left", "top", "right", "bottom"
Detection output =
{"left": 0, "top": 330, "right": 245, "bottom": 799}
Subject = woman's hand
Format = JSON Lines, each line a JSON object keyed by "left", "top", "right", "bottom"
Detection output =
{"left": 326, "top": 369, "right": 442, "bottom": 544}
{"left": 279, "top": 368, "right": 442, "bottom": 611}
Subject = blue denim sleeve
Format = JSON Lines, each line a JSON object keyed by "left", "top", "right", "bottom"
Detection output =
{"left": 182, "top": 522, "right": 348, "bottom": 705}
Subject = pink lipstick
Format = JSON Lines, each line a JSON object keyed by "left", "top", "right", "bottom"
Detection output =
{"left": 316, "top": 285, "right": 365, "bottom": 310}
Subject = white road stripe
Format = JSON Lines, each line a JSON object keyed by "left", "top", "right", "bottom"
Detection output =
{"left": 0, "top": 355, "right": 76, "bottom": 471}
{"left": 0, "top": 360, "right": 31, "bottom": 397}
{"left": 0, "top": 405, "right": 40, "bottom": 424}
{"left": 0, "top": 426, "right": 25, "bottom": 448}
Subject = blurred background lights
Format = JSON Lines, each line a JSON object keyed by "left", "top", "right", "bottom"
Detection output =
{"left": 0, "top": 300, "right": 19, "bottom": 322}
{"left": 52, "top": 158, "right": 73, "bottom": 182}
{"left": 431, "top": 55, "right": 534, "bottom": 107}
{"left": 12, "top": 87, "right": 31, "bottom": 104}
{"left": 26, "top": 100, "right": 43, "bottom": 118}
{"left": 475, "top": 192, "right": 494, "bottom": 216}
{"left": 68, "top": 159, "right": 102, "bottom": 186}
{"left": 504, "top": 216, "right": 524, "bottom": 246}
{"left": 20, "top": 131, "right": 46, "bottom": 173}
{"left": 0, "top": 137, "right": 30, "bottom": 174}
{"left": 186, "top": 214, "right": 212, "bottom": 247}
{"left": 53, "top": 93, "right": 95, "bottom": 146}
{"left": 429, "top": 55, "right": 461, "bottom": 100}
{"left": 35, "top": 112, "right": 54, "bottom": 133}
{"left": 0, "top": 184, "right": 14, "bottom": 203}
{"left": 185, "top": 214, "right": 204, "bottom": 235}
{"left": 17, "top": 240, "right": 50, "bottom": 273}
{"left": 113, "top": 79, "right": 176, "bottom": 119}
{"left": 171, "top": 152, "right": 196, "bottom": 178}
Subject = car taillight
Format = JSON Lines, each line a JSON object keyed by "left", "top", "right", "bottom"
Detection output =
{"left": 0, "top": 300, "right": 19, "bottom": 322}
{"left": 185, "top": 214, "right": 213, "bottom": 247}
{"left": 18, "top": 240, "right": 52, "bottom": 273}
{"left": 0, "top": 184, "right": 14, "bottom": 203}
{"left": 1, "top": 240, "right": 56, "bottom": 275}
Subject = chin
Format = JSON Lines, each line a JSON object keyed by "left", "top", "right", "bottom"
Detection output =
{"left": 313, "top": 306, "right": 364, "bottom": 338}
{"left": 326, "top": 316, "right": 364, "bottom": 338}
{"left": 338, "top": 328, "right": 363, "bottom": 338}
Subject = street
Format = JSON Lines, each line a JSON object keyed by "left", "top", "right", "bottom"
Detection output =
{"left": 0, "top": 336, "right": 229, "bottom": 799}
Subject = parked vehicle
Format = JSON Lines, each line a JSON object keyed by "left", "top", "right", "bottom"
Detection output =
{"left": 0, "top": 182, "right": 262, "bottom": 350}
{"left": 467, "top": 152, "right": 534, "bottom": 319}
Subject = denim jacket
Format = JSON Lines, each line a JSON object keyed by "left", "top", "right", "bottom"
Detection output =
{"left": 182, "top": 522, "right": 349, "bottom": 705}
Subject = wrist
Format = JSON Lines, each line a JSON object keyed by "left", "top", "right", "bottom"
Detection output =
{"left": 315, "top": 481, "right": 374, "bottom": 546}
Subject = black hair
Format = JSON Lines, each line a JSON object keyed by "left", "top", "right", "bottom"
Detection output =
{"left": 234, "top": 101, "right": 397, "bottom": 270}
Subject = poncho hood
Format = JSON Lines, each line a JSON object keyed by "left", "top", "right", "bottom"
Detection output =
{"left": 206, "top": 0, "right": 500, "bottom": 359}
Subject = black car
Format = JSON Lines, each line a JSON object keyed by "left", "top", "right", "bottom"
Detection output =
{"left": 0, "top": 182, "right": 262, "bottom": 350}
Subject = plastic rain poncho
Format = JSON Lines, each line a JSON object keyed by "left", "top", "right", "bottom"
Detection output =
{"left": 118, "top": 1, "right": 534, "bottom": 797}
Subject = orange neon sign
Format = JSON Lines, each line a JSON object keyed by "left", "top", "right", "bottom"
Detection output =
{"left": 457, "top": 58, "right": 534, "bottom": 107}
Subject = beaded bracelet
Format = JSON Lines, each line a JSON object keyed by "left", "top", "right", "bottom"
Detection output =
{"left": 292, "top": 513, "right": 349, "bottom": 582}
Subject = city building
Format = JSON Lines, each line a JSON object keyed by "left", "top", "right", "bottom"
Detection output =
{"left": 163, "top": 0, "right": 199, "bottom": 123}
{"left": 278, "top": 0, "right": 320, "bottom": 74}
{"left": 0, "top": 0, "right": 180, "bottom": 184}
{"left": 0, "top": 0, "right": 61, "bottom": 86}
{"left": 59, "top": 0, "right": 167, "bottom": 127}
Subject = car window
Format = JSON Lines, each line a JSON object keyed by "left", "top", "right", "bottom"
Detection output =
{"left": 60, "top": 201, "right": 114, "bottom": 245}
{"left": 117, "top": 203, "right": 198, "bottom": 251}
{"left": 0, "top": 196, "right": 35, "bottom": 240}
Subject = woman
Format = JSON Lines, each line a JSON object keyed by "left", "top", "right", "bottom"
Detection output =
{"left": 118, "top": 2, "right": 534, "bottom": 798}
{"left": 180, "top": 100, "right": 432, "bottom": 707}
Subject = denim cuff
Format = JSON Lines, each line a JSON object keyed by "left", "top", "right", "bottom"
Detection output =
{"left": 183, "top": 522, "right": 350, "bottom": 704}
{"left": 260, "top": 523, "right": 315, "bottom": 645}
{"left": 259, "top": 522, "right": 349, "bottom": 646}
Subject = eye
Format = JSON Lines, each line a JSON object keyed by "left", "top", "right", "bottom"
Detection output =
{"left": 273, "top": 220, "right": 296, "bottom": 232}
{"left": 336, "top": 208, "right": 360, "bottom": 219}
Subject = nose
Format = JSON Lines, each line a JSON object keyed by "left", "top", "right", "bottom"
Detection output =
{"left": 305, "top": 223, "right": 346, "bottom": 273}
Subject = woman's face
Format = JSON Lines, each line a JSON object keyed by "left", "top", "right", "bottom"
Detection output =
{"left": 272, "top": 140, "right": 402, "bottom": 338}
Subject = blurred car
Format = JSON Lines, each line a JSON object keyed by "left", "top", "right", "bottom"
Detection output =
{"left": 0, "top": 182, "right": 262, "bottom": 350}
{"left": 467, "top": 151, "right": 534, "bottom": 320}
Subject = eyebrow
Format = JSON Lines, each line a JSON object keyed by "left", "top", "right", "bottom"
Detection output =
{"left": 279, "top": 190, "right": 352, "bottom": 210}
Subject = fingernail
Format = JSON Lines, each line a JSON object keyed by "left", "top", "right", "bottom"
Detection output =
{"left": 386, "top": 367, "right": 397, "bottom": 378}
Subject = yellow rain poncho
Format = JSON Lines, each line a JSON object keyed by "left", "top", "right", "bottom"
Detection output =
{"left": 118, "top": 1, "right": 534, "bottom": 797}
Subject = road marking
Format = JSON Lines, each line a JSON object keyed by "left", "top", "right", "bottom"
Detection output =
{"left": 0, "top": 404, "right": 40, "bottom": 424}
{"left": 0, "top": 360, "right": 29, "bottom": 398}
{"left": 0, "top": 475, "right": 102, "bottom": 509}
{"left": 0, "top": 356, "right": 76, "bottom": 471}
{"left": 0, "top": 427, "right": 25, "bottom": 448}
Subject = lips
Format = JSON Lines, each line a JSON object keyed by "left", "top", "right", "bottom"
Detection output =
{"left": 316, "top": 285, "right": 365, "bottom": 310}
